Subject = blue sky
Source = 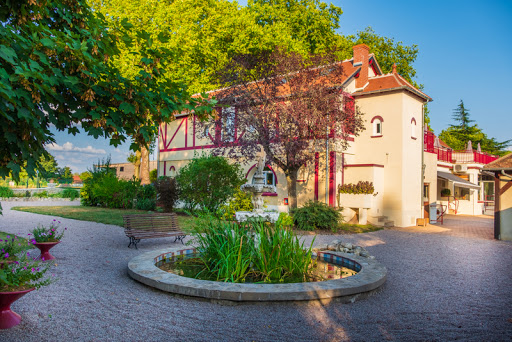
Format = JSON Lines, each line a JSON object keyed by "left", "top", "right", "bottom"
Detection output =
{"left": 51, "top": 0, "right": 512, "bottom": 173}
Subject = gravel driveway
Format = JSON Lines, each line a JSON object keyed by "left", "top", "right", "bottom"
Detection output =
{"left": 0, "top": 200, "right": 511, "bottom": 341}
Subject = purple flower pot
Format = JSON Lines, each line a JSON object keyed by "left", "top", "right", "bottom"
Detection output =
{"left": 0, "top": 288, "right": 35, "bottom": 329}
{"left": 33, "top": 241, "right": 60, "bottom": 261}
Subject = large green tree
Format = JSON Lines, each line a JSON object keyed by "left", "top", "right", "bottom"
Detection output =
{"left": 0, "top": 0, "right": 212, "bottom": 180}
{"left": 439, "top": 100, "right": 510, "bottom": 156}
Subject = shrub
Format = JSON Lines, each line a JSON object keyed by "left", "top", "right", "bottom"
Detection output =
{"left": 33, "top": 191, "right": 49, "bottom": 198}
{"left": 218, "top": 189, "right": 253, "bottom": 220}
{"left": 0, "top": 186, "right": 14, "bottom": 198}
{"left": 149, "top": 169, "right": 158, "bottom": 183}
{"left": 176, "top": 155, "right": 245, "bottom": 213}
{"left": 292, "top": 201, "right": 342, "bottom": 232}
{"left": 136, "top": 198, "right": 156, "bottom": 211}
{"left": 61, "top": 189, "right": 79, "bottom": 200}
{"left": 276, "top": 212, "right": 294, "bottom": 228}
{"left": 135, "top": 184, "right": 156, "bottom": 210}
{"left": 154, "top": 177, "right": 179, "bottom": 212}
{"left": 338, "top": 181, "right": 374, "bottom": 195}
{"left": 441, "top": 188, "right": 451, "bottom": 197}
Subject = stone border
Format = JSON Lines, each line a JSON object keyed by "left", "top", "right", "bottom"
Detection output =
{"left": 128, "top": 247, "right": 387, "bottom": 302}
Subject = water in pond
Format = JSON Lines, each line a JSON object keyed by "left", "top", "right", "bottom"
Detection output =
{"left": 156, "top": 254, "right": 358, "bottom": 283}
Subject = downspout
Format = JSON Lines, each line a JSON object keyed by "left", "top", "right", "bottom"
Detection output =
{"left": 421, "top": 103, "right": 425, "bottom": 220}
{"left": 325, "top": 116, "right": 329, "bottom": 205}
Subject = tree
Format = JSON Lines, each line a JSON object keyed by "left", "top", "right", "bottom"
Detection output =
{"left": 213, "top": 49, "right": 364, "bottom": 209}
{"left": 175, "top": 155, "right": 246, "bottom": 213}
{"left": 439, "top": 100, "right": 511, "bottom": 156}
{"left": 0, "top": 0, "right": 213, "bottom": 180}
{"left": 38, "top": 154, "right": 59, "bottom": 180}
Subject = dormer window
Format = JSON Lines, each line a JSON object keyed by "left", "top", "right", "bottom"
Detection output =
{"left": 371, "top": 116, "right": 384, "bottom": 138}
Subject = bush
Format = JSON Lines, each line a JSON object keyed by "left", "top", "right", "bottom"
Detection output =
{"left": 276, "top": 212, "right": 294, "bottom": 228}
{"left": 338, "top": 181, "right": 374, "bottom": 195}
{"left": 218, "top": 189, "right": 253, "bottom": 220}
{"left": 0, "top": 186, "right": 14, "bottom": 198}
{"left": 149, "top": 169, "right": 158, "bottom": 183}
{"left": 292, "top": 201, "right": 342, "bottom": 232}
{"left": 61, "top": 188, "right": 79, "bottom": 200}
{"left": 136, "top": 184, "right": 157, "bottom": 211}
{"left": 176, "top": 155, "right": 245, "bottom": 213}
{"left": 154, "top": 177, "right": 179, "bottom": 212}
{"left": 33, "top": 190, "right": 49, "bottom": 198}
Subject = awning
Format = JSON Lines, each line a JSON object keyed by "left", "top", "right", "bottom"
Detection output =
{"left": 437, "top": 171, "right": 480, "bottom": 190}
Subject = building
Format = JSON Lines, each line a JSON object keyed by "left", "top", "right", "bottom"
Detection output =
{"left": 110, "top": 161, "right": 157, "bottom": 180}
{"left": 483, "top": 154, "right": 512, "bottom": 241}
{"left": 157, "top": 44, "right": 497, "bottom": 227}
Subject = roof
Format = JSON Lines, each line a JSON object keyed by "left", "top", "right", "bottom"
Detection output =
{"left": 437, "top": 171, "right": 480, "bottom": 189}
{"left": 483, "top": 153, "right": 512, "bottom": 171}
{"left": 353, "top": 72, "right": 432, "bottom": 102}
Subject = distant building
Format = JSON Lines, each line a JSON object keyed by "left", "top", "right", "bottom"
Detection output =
{"left": 110, "top": 161, "right": 157, "bottom": 180}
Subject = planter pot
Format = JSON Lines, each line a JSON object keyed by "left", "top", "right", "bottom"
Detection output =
{"left": 33, "top": 241, "right": 60, "bottom": 261}
{"left": 0, "top": 288, "right": 35, "bottom": 329}
{"left": 338, "top": 193, "right": 373, "bottom": 209}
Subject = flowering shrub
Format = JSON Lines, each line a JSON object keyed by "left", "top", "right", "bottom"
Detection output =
{"left": 337, "top": 181, "right": 375, "bottom": 195}
{"left": 0, "top": 254, "right": 52, "bottom": 291}
{"left": 30, "top": 220, "right": 66, "bottom": 242}
{"left": 0, "top": 235, "right": 34, "bottom": 261}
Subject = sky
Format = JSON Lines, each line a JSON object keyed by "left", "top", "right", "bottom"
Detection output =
{"left": 50, "top": 0, "right": 512, "bottom": 173}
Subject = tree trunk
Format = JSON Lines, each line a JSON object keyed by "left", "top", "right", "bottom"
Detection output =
{"left": 133, "top": 150, "right": 141, "bottom": 180}
{"left": 286, "top": 169, "right": 299, "bottom": 210}
{"left": 140, "top": 146, "right": 150, "bottom": 185}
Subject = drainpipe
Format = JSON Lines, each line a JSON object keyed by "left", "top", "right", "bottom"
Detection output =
{"left": 325, "top": 116, "right": 329, "bottom": 205}
{"left": 421, "top": 104, "right": 425, "bottom": 220}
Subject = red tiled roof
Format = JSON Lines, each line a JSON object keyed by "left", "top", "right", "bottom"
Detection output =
{"left": 483, "top": 152, "right": 512, "bottom": 170}
{"left": 353, "top": 72, "right": 432, "bottom": 102}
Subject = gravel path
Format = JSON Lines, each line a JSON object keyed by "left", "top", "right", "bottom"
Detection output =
{"left": 0, "top": 201, "right": 511, "bottom": 341}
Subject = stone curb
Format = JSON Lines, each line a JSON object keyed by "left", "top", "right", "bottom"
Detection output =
{"left": 128, "top": 247, "right": 387, "bottom": 302}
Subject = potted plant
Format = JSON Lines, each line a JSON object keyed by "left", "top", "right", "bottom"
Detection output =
{"left": 0, "top": 239, "right": 52, "bottom": 329}
{"left": 337, "top": 181, "right": 375, "bottom": 208}
{"left": 30, "top": 220, "right": 66, "bottom": 261}
{"left": 0, "top": 235, "right": 33, "bottom": 268}
{"left": 440, "top": 188, "right": 451, "bottom": 197}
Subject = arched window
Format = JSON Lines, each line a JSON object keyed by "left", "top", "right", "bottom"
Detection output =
{"left": 169, "top": 166, "right": 176, "bottom": 178}
{"left": 371, "top": 116, "right": 384, "bottom": 137}
{"left": 411, "top": 118, "right": 417, "bottom": 139}
{"left": 252, "top": 166, "right": 276, "bottom": 186}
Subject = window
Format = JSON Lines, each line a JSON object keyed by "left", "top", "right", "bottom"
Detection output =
{"left": 411, "top": 118, "right": 417, "bottom": 139}
{"left": 221, "top": 107, "right": 235, "bottom": 142}
{"left": 119, "top": 167, "right": 124, "bottom": 172}
{"left": 371, "top": 116, "right": 384, "bottom": 137}
{"left": 253, "top": 166, "right": 276, "bottom": 186}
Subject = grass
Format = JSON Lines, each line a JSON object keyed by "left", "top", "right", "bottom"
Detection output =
{"left": 11, "top": 206, "right": 199, "bottom": 232}
{"left": 337, "top": 223, "right": 383, "bottom": 234}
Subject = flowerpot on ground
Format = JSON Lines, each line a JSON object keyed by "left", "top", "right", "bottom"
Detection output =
{"left": 0, "top": 288, "right": 34, "bottom": 329}
{"left": 33, "top": 241, "right": 60, "bottom": 261}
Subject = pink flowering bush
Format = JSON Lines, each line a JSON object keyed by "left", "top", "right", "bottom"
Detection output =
{"left": 0, "top": 253, "right": 52, "bottom": 291}
{"left": 30, "top": 220, "right": 67, "bottom": 242}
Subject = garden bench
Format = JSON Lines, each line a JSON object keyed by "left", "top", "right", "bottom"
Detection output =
{"left": 122, "top": 213, "right": 186, "bottom": 249}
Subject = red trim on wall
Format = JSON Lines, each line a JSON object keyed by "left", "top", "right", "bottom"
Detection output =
{"left": 184, "top": 117, "right": 188, "bottom": 148}
{"left": 160, "top": 145, "right": 215, "bottom": 153}
{"left": 437, "top": 164, "right": 452, "bottom": 169}
{"left": 244, "top": 163, "right": 278, "bottom": 184}
{"left": 262, "top": 192, "right": 278, "bottom": 197}
{"left": 166, "top": 118, "right": 186, "bottom": 149}
{"left": 370, "top": 135, "right": 383, "bottom": 138}
{"left": 314, "top": 152, "right": 319, "bottom": 201}
{"left": 411, "top": 137, "right": 417, "bottom": 140}
{"left": 245, "top": 164, "right": 256, "bottom": 179}
{"left": 371, "top": 115, "right": 384, "bottom": 123}
{"left": 344, "top": 164, "right": 384, "bottom": 168}
{"left": 329, "top": 151, "right": 336, "bottom": 207}
{"left": 163, "top": 161, "right": 167, "bottom": 176}
{"left": 411, "top": 117, "right": 417, "bottom": 124}
{"left": 193, "top": 116, "right": 196, "bottom": 147}
{"left": 341, "top": 153, "right": 345, "bottom": 185}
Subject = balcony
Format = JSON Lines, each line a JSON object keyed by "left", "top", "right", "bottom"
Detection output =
{"left": 423, "top": 130, "right": 498, "bottom": 164}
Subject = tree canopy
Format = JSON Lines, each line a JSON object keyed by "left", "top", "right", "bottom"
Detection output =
{"left": 439, "top": 100, "right": 511, "bottom": 156}
{"left": 0, "top": 0, "right": 213, "bottom": 180}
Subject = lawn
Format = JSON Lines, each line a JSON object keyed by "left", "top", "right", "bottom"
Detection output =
{"left": 11, "top": 206, "right": 200, "bottom": 232}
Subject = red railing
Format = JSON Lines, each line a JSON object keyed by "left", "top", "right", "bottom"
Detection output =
{"left": 423, "top": 130, "right": 498, "bottom": 165}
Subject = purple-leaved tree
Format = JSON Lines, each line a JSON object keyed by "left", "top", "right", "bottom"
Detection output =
{"left": 209, "top": 49, "right": 365, "bottom": 209}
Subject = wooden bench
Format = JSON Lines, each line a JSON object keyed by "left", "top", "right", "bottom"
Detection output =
{"left": 122, "top": 213, "right": 186, "bottom": 249}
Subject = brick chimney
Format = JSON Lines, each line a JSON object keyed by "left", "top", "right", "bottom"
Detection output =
{"left": 353, "top": 44, "right": 370, "bottom": 89}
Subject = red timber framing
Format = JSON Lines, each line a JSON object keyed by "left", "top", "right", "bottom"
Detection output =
{"left": 494, "top": 173, "right": 501, "bottom": 240}
{"left": 329, "top": 151, "right": 336, "bottom": 207}
{"left": 314, "top": 153, "right": 319, "bottom": 201}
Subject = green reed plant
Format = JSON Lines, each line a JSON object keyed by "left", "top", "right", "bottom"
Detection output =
{"left": 191, "top": 217, "right": 315, "bottom": 283}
